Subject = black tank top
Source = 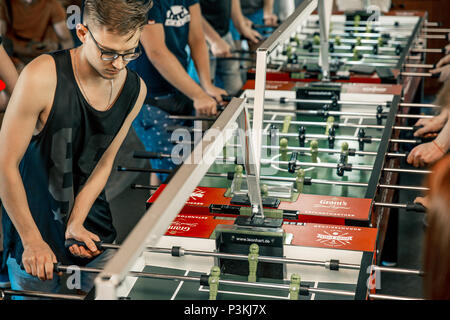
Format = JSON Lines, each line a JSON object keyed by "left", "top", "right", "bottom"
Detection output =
{"left": 2, "top": 50, "right": 141, "bottom": 266}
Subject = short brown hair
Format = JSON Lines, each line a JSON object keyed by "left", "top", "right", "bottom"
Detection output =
{"left": 423, "top": 155, "right": 450, "bottom": 299}
{"left": 83, "top": 0, "right": 153, "bottom": 35}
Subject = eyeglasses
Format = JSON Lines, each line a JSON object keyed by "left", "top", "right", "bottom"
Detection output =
{"left": 85, "top": 25, "right": 142, "bottom": 62}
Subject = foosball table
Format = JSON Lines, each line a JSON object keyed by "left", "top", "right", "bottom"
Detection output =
{"left": 2, "top": 0, "right": 445, "bottom": 302}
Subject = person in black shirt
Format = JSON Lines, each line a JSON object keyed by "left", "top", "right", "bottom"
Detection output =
{"left": 241, "top": 0, "right": 278, "bottom": 26}
{"left": 196, "top": 0, "right": 261, "bottom": 96}
{"left": 0, "top": 0, "right": 149, "bottom": 297}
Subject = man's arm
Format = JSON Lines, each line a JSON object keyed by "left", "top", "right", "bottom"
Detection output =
{"left": 53, "top": 21, "right": 74, "bottom": 50}
{"left": 231, "top": 0, "right": 262, "bottom": 43}
{"left": 0, "top": 55, "right": 58, "bottom": 281}
{"left": 0, "top": 43, "right": 18, "bottom": 111}
{"left": 65, "top": 79, "right": 147, "bottom": 258}
{"left": 188, "top": 4, "right": 227, "bottom": 103}
{"left": 263, "top": 0, "right": 278, "bottom": 26}
{"left": 201, "top": 17, "right": 232, "bottom": 58}
{"left": 140, "top": 23, "right": 217, "bottom": 116}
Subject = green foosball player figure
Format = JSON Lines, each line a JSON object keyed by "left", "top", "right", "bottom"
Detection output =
{"left": 293, "top": 34, "right": 301, "bottom": 46}
{"left": 354, "top": 15, "right": 361, "bottom": 28}
{"left": 335, "top": 36, "right": 341, "bottom": 46}
{"left": 341, "top": 142, "right": 349, "bottom": 164}
{"left": 310, "top": 140, "right": 319, "bottom": 163}
{"left": 248, "top": 243, "right": 259, "bottom": 283}
{"left": 289, "top": 273, "right": 301, "bottom": 300}
{"left": 325, "top": 116, "right": 335, "bottom": 135}
{"left": 313, "top": 34, "right": 321, "bottom": 46}
{"left": 280, "top": 138, "right": 289, "bottom": 162}
{"left": 282, "top": 115, "right": 292, "bottom": 134}
{"left": 352, "top": 48, "right": 360, "bottom": 61}
{"left": 234, "top": 165, "right": 244, "bottom": 192}
{"left": 208, "top": 266, "right": 221, "bottom": 300}
{"left": 286, "top": 45, "right": 293, "bottom": 59}
{"left": 295, "top": 169, "right": 306, "bottom": 194}
{"left": 261, "top": 184, "right": 269, "bottom": 197}
{"left": 223, "top": 142, "right": 227, "bottom": 160}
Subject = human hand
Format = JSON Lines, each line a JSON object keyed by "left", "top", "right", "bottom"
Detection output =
{"left": 193, "top": 93, "right": 218, "bottom": 116}
{"left": 414, "top": 196, "right": 430, "bottom": 209}
{"left": 240, "top": 23, "right": 263, "bottom": 44}
{"left": 407, "top": 140, "right": 446, "bottom": 167}
{"left": 22, "top": 240, "right": 59, "bottom": 281}
{"left": 210, "top": 38, "right": 232, "bottom": 58}
{"left": 204, "top": 84, "right": 228, "bottom": 106}
{"left": 263, "top": 13, "right": 279, "bottom": 27}
{"left": 65, "top": 224, "right": 102, "bottom": 259}
{"left": 430, "top": 54, "right": 450, "bottom": 82}
{"left": 413, "top": 116, "right": 447, "bottom": 137}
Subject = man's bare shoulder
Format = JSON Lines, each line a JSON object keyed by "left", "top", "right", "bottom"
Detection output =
{"left": 22, "top": 54, "right": 57, "bottom": 84}
{"left": 19, "top": 54, "right": 58, "bottom": 98}
{"left": 12, "top": 54, "right": 58, "bottom": 114}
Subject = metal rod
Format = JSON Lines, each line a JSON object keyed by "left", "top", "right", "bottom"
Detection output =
{"left": 258, "top": 145, "right": 380, "bottom": 156}
{"left": 411, "top": 48, "right": 445, "bottom": 54}
{"left": 378, "top": 184, "right": 429, "bottom": 191}
{"left": 383, "top": 168, "right": 431, "bottom": 175}
{"left": 396, "top": 113, "right": 434, "bottom": 119}
{"left": 268, "top": 161, "right": 429, "bottom": 175}
{"left": 247, "top": 96, "right": 439, "bottom": 109}
{"left": 420, "top": 34, "right": 448, "bottom": 40}
{"left": 399, "top": 102, "right": 439, "bottom": 108}
{"left": 137, "top": 246, "right": 361, "bottom": 271}
{"left": 425, "top": 22, "right": 441, "bottom": 27}
{"left": 210, "top": 172, "right": 423, "bottom": 191}
{"left": 263, "top": 132, "right": 382, "bottom": 142}
{"left": 264, "top": 119, "right": 416, "bottom": 131}
{"left": 118, "top": 166, "right": 173, "bottom": 174}
{"left": 373, "top": 202, "right": 426, "bottom": 213}
{"left": 403, "top": 63, "right": 435, "bottom": 69}
{"left": 1, "top": 289, "right": 84, "bottom": 300}
{"left": 386, "top": 152, "right": 407, "bottom": 158}
{"left": 371, "top": 265, "right": 424, "bottom": 276}
{"left": 55, "top": 264, "right": 355, "bottom": 298}
{"left": 400, "top": 72, "right": 438, "bottom": 78}
{"left": 131, "top": 184, "right": 160, "bottom": 190}
{"left": 261, "top": 132, "right": 420, "bottom": 144}
{"left": 369, "top": 293, "right": 423, "bottom": 300}
{"left": 374, "top": 202, "right": 408, "bottom": 209}
{"left": 423, "top": 28, "right": 450, "bottom": 33}
{"left": 264, "top": 159, "right": 373, "bottom": 171}
{"left": 406, "top": 55, "right": 422, "bottom": 60}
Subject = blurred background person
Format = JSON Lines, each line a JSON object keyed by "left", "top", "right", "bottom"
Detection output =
{"left": 422, "top": 155, "right": 450, "bottom": 299}
{"left": 0, "top": 34, "right": 19, "bottom": 290}
{"left": 0, "top": 0, "right": 74, "bottom": 71}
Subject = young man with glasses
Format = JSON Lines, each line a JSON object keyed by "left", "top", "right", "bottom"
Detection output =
{"left": 0, "top": 0, "right": 151, "bottom": 297}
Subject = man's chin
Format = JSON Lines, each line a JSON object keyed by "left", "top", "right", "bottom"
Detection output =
{"left": 101, "top": 70, "right": 120, "bottom": 80}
